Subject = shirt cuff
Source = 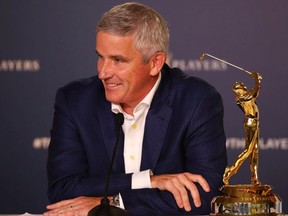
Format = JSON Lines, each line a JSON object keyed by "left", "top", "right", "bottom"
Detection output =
{"left": 119, "top": 193, "right": 125, "bottom": 209}
{"left": 132, "top": 169, "right": 153, "bottom": 189}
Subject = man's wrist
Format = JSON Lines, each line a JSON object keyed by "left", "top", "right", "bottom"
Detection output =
{"left": 109, "top": 194, "right": 120, "bottom": 207}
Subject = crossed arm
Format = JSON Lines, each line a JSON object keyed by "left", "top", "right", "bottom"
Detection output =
{"left": 44, "top": 173, "right": 210, "bottom": 216}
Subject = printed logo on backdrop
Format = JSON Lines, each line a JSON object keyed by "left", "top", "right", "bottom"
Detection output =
{"left": 0, "top": 59, "right": 40, "bottom": 72}
{"left": 166, "top": 52, "right": 228, "bottom": 72}
{"left": 227, "top": 137, "right": 288, "bottom": 150}
{"left": 32, "top": 136, "right": 288, "bottom": 150}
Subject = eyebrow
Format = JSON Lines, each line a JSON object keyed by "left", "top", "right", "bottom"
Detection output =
{"left": 96, "top": 50, "right": 131, "bottom": 62}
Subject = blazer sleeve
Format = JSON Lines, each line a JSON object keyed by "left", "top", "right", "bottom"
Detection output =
{"left": 47, "top": 87, "right": 132, "bottom": 203}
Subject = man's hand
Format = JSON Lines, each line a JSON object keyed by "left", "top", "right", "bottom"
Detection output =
{"left": 43, "top": 196, "right": 102, "bottom": 216}
{"left": 150, "top": 172, "right": 210, "bottom": 212}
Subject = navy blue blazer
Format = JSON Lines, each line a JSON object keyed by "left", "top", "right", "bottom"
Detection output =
{"left": 47, "top": 64, "right": 227, "bottom": 215}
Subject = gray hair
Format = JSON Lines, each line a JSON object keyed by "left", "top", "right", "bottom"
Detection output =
{"left": 96, "top": 2, "right": 169, "bottom": 64}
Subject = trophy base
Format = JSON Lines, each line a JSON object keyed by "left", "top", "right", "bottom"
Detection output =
{"left": 211, "top": 184, "right": 284, "bottom": 215}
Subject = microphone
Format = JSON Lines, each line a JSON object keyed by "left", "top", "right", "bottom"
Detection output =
{"left": 88, "top": 113, "right": 129, "bottom": 216}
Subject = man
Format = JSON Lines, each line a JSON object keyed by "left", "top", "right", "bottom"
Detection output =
{"left": 45, "top": 2, "right": 227, "bottom": 216}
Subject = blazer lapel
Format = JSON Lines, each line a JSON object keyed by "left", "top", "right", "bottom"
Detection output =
{"left": 140, "top": 66, "right": 173, "bottom": 171}
{"left": 140, "top": 100, "right": 172, "bottom": 171}
{"left": 98, "top": 100, "right": 125, "bottom": 173}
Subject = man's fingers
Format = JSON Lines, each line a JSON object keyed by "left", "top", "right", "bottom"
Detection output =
{"left": 186, "top": 173, "right": 210, "bottom": 192}
{"left": 46, "top": 198, "right": 74, "bottom": 209}
{"left": 185, "top": 182, "right": 201, "bottom": 207}
{"left": 45, "top": 196, "right": 101, "bottom": 216}
{"left": 151, "top": 173, "right": 211, "bottom": 211}
{"left": 173, "top": 174, "right": 193, "bottom": 211}
{"left": 183, "top": 173, "right": 210, "bottom": 207}
{"left": 174, "top": 173, "right": 211, "bottom": 209}
{"left": 163, "top": 178, "right": 184, "bottom": 209}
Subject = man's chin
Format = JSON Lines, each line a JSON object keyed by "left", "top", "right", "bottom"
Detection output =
{"left": 105, "top": 95, "right": 122, "bottom": 104}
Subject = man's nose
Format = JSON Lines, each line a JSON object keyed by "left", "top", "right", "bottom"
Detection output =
{"left": 98, "top": 61, "right": 113, "bottom": 79}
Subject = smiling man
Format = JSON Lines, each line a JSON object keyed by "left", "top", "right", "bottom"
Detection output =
{"left": 96, "top": 31, "right": 161, "bottom": 115}
{"left": 45, "top": 2, "right": 227, "bottom": 216}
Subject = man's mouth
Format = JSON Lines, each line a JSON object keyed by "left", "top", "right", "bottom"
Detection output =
{"left": 104, "top": 82, "right": 122, "bottom": 90}
{"left": 107, "top": 83, "right": 120, "bottom": 87}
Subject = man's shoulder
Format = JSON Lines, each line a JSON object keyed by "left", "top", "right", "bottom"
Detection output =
{"left": 55, "top": 76, "right": 104, "bottom": 103}
{"left": 162, "top": 64, "right": 217, "bottom": 94}
{"left": 61, "top": 75, "right": 100, "bottom": 90}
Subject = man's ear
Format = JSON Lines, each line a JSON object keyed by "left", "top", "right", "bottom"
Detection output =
{"left": 150, "top": 52, "right": 166, "bottom": 76}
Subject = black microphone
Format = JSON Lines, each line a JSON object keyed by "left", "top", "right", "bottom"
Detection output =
{"left": 88, "top": 113, "right": 129, "bottom": 216}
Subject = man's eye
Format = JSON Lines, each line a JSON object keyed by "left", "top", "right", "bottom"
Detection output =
{"left": 114, "top": 58, "right": 123, "bottom": 63}
{"left": 113, "top": 57, "right": 127, "bottom": 63}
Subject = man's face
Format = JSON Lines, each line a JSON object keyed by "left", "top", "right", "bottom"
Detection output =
{"left": 96, "top": 31, "right": 158, "bottom": 113}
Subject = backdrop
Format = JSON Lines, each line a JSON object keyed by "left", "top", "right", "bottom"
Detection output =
{"left": 1, "top": 0, "right": 287, "bottom": 214}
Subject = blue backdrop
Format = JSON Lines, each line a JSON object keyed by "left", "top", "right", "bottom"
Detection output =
{"left": 1, "top": 0, "right": 287, "bottom": 214}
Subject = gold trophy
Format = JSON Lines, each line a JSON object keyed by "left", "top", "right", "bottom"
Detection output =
{"left": 200, "top": 53, "right": 284, "bottom": 216}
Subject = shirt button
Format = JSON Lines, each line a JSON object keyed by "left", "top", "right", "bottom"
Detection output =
{"left": 130, "top": 155, "right": 135, "bottom": 160}
{"left": 132, "top": 123, "right": 137, "bottom": 129}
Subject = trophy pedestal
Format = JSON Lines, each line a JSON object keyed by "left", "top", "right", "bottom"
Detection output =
{"left": 211, "top": 184, "right": 284, "bottom": 215}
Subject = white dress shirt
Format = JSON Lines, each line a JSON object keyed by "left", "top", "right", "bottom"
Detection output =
{"left": 111, "top": 73, "right": 161, "bottom": 189}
